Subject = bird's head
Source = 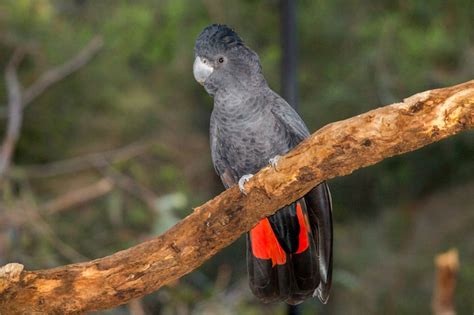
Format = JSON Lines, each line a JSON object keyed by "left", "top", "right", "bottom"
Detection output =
{"left": 193, "top": 24, "right": 264, "bottom": 96}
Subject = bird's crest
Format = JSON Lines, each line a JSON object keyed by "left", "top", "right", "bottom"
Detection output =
{"left": 195, "top": 24, "right": 243, "bottom": 56}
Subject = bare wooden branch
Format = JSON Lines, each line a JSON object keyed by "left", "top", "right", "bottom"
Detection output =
{"left": 1, "top": 178, "right": 113, "bottom": 230}
{"left": 102, "top": 166, "right": 160, "bottom": 213}
{"left": 17, "top": 204, "right": 89, "bottom": 262}
{"left": 12, "top": 140, "right": 153, "bottom": 178}
{"left": 0, "top": 36, "right": 103, "bottom": 118}
{"left": 0, "top": 36, "right": 103, "bottom": 182}
{"left": 42, "top": 178, "right": 114, "bottom": 215}
{"left": 432, "top": 248, "right": 459, "bottom": 315}
{"left": 0, "top": 49, "right": 26, "bottom": 179}
{"left": 0, "top": 80, "right": 473, "bottom": 314}
{"left": 22, "top": 36, "right": 104, "bottom": 108}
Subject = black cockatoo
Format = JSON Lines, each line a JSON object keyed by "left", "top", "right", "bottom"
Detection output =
{"left": 193, "top": 24, "right": 333, "bottom": 305}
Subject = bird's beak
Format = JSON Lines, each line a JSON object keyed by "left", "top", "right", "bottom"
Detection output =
{"left": 193, "top": 56, "right": 214, "bottom": 85}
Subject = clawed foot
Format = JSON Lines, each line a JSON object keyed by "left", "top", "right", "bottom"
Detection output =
{"left": 269, "top": 155, "right": 281, "bottom": 171}
{"left": 238, "top": 174, "right": 254, "bottom": 195}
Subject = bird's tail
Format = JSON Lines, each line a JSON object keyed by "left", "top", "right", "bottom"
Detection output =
{"left": 246, "top": 182, "right": 333, "bottom": 305}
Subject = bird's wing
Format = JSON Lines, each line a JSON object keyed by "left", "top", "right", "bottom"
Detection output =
{"left": 210, "top": 113, "right": 238, "bottom": 188}
{"left": 270, "top": 94, "right": 333, "bottom": 303}
{"left": 270, "top": 95, "right": 311, "bottom": 147}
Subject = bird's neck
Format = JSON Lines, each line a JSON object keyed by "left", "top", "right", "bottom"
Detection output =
{"left": 213, "top": 75, "right": 269, "bottom": 104}
{"left": 212, "top": 85, "right": 270, "bottom": 121}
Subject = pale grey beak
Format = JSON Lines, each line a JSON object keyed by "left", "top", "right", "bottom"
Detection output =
{"left": 193, "top": 56, "right": 214, "bottom": 85}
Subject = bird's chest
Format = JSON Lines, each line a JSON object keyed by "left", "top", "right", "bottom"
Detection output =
{"left": 213, "top": 114, "right": 289, "bottom": 176}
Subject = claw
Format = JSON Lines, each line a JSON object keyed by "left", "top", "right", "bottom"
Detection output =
{"left": 238, "top": 174, "right": 254, "bottom": 195}
{"left": 269, "top": 155, "right": 281, "bottom": 171}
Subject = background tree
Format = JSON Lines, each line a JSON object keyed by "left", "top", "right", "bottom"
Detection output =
{"left": 0, "top": 0, "right": 473, "bottom": 314}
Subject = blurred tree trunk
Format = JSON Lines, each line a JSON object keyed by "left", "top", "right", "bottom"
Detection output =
{"left": 281, "top": 2, "right": 301, "bottom": 314}
{"left": 280, "top": 0, "right": 298, "bottom": 110}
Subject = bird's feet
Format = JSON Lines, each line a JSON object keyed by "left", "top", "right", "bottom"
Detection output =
{"left": 238, "top": 174, "right": 254, "bottom": 195}
{"left": 269, "top": 155, "right": 281, "bottom": 171}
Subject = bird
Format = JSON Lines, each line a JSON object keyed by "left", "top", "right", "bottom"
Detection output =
{"left": 193, "top": 24, "right": 333, "bottom": 305}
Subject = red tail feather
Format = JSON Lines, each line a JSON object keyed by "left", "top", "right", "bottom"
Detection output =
{"left": 250, "top": 218, "right": 286, "bottom": 266}
{"left": 295, "top": 202, "right": 310, "bottom": 254}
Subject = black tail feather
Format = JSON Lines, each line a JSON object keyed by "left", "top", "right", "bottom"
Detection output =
{"left": 247, "top": 183, "right": 333, "bottom": 305}
{"left": 305, "top": 182, "right": 333, "bottom": 303}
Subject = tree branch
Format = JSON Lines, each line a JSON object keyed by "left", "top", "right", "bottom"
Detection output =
{"left": 12, "top": 139, "right": 153, "bottom": 178}
{"left": 432, "top": 248, "right": 459, "bottom": 315}
{"left": 21, "top": 36, "right": 104, "bottom": 109}
{"left": 0, "top": 36, "right": 103, "bottom": 182}
{"left": 0, "top": 80, "right": 473, "bottom": 314}
{"left": 0, "top": 49, "right": 26, "bottom": 179}
{"left": 42, "top": 178, "right": 114, "bottom": 215}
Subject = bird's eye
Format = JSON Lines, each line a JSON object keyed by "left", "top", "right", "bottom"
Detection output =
{"left": 218, "top": 57, "right": 225, "bottom": 64}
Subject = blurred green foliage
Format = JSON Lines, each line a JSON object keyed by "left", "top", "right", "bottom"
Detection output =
{"left": 0, "top": 0, "right": 473, "bottom": 314}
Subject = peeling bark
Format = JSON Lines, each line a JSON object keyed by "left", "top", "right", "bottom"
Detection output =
{"left": 0, "top": 80, "right": 473, "bottom": 314}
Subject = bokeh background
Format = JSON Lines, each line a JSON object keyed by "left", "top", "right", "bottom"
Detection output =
{"left": 1, "top": 1, "right": 473, "bottom": 314}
